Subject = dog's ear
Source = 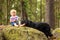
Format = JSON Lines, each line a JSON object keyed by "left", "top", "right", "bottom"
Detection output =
{"left": 21, "top": 20, "right": 25, "bottom": 24}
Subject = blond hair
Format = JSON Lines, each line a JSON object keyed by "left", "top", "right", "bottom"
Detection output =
{"left": 10, "top": 9, "right": 17, "bottom": 15}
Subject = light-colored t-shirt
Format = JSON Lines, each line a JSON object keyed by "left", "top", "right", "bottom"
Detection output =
{"left": 10, "top": 16, "right": 19, "bottom": 22}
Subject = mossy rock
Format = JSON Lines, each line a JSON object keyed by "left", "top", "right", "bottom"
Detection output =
{"left": 52, "top": 28, "right": 60, "bottom": 40}
{"left": 0, "top": 31, "right": 3, "bottom": 40}
{"left": 2, "top": 26, "right": 47, "bottom": 40}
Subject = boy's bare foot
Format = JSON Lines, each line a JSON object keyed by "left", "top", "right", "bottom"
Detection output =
{"left": 14, "top": 23, "right": 18, "bottom": 27}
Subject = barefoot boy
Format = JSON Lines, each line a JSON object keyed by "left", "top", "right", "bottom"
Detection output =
{"left": 10, "top": 9, "right": 25, "bottom": 27}
{"left": 10, "top": 9, "right": 19, "bottom": 26}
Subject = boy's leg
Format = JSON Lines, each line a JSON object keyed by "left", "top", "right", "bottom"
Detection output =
{"left": 10, "top": 22, "right": 18, "bottom": 26}
{"left": 10, "top": 22, "right": 15, "bottom": 26}
{"left": 14, "top": 23, "right": 18, "bottom": 26}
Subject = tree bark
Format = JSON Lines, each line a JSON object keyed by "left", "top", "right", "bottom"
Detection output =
{"left": 45, "top": 0, "right": 55, "bottom": 29}
{"left": 0, "top": 0, "right": 3, "bottom": 25}
{"left": 21, "top": 0, "right": 28, "bottom": 20}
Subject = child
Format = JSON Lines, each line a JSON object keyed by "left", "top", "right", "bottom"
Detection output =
{"left": 10, "top": 9, "right": 19, "bottom": 26}
{"left": 10, "top": 9, "right": 25, "bottom": 27}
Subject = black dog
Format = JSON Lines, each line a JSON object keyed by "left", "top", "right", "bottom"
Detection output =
{"left": 21, "top": 20, "right": 55, "bottom": 39}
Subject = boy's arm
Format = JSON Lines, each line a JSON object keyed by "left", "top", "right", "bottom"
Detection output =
{"left": 10, "top": 18, "right": 14, "bottom": 22}
{"left": 10, "top": 17, "right": 13, "bottom": 22}
{"left": 20, "top": 23, "right": 25, "bottom": 27}
{"left": 10, "top": 19, "right": 12, "bottom": 22}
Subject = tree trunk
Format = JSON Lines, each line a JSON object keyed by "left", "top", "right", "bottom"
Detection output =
{"left": 40, "top": 0, "right": 42, "bottom": 22}
{"left": 21, "top": 0, "right": 28, "bottom": 20}
{"left": 0, "top": 4, "right": 2, "bottom": 25}
{"left": 0, "top": 0, "right": 3, "bottom": 25}
{"left": 45, "top": 0, "right": 55, "bottom": 29}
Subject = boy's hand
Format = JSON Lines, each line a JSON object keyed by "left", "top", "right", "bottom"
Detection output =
{"left": 14, "top": 20, "right": 16, "bottom": 22}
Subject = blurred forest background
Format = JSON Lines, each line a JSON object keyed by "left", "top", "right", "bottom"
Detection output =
{"left": 0, "top": 0, "right": 60, "bottom": 29}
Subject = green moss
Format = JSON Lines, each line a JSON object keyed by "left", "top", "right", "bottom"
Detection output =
{"left": 0, "top": 26, "right": 47, "bottom": 40}
{"left": 53, "top": 28, "right": 60, "bottom": 40}
{"left": 0, "top": 31, "right": 3, "bottom": 40}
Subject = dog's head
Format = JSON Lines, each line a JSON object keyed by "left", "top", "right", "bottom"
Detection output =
{"left": 21, "top": 20, "right": 28, "bottom": 24}
{"left": 21, "top": 20, "right": 34, "bottom": 27}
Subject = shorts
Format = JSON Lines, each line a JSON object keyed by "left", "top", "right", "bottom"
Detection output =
{"left": 10, "top": 21, "right": 18, "bottom": 26}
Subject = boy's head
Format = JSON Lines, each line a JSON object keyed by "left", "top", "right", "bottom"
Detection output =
{"left": 10, "top": 9, "right": 17, "bottom": 16}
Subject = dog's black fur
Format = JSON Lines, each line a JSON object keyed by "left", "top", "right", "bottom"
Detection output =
{"left": 21, "top": 20, "right": 53, "bottom": 38}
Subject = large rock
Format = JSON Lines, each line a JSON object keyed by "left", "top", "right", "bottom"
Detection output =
{"left": 2, "top": 26, "right": 48, "bottom": 40}
{"left": 52, "top": 28, "right": 60, "bottom": 40}
{"left": 0, "top": 31, "right": 3, "bottom": 40}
